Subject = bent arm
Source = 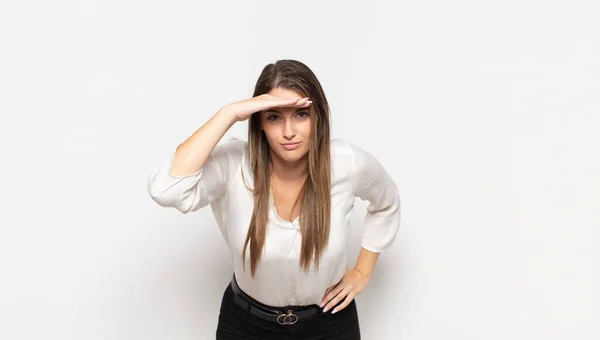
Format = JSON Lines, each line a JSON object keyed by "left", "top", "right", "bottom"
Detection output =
{"left": 351, "top": 143, "right": 402, "bottom": 252}
{"left": 147, "top": 107, "right": 243, "bottom": 214}
{"left": 171, "top": 107, "right": 238, "bottom": 176}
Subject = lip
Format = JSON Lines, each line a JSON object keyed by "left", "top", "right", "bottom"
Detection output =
{"left": 281, "top": 142, "right": 301, "bottom": 150}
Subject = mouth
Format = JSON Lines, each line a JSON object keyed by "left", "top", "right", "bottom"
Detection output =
{"left": 281, "top": 142, "right": 301, "bottom": 150}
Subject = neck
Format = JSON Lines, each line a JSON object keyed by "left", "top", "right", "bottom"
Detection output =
{"left": 269, "top": 152, "right": 308, "bottom": 181}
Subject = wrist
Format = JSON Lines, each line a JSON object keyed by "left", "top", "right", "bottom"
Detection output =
{"left": 217, "top": 105, "right": 239, "bottom": 125}
{"left": 353, "top": 267, "right": 371, "bottom": 279}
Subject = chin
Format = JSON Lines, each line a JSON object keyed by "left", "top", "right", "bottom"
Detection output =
{"left": 277, "top": 149, "right": 309, "bottom": 162}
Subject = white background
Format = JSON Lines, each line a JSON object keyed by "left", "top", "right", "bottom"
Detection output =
{"left": 0, "top": 1, "right": 597, "bottom": 339}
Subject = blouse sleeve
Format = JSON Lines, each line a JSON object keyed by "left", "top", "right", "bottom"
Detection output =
{"left": 350, "top": 142, "right": 401, "bottom": 252}
{"left": 147, "top": 138, "right": 246, "bottom": 214}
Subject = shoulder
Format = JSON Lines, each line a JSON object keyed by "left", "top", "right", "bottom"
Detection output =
{"left": 329, "top": 138, "right": 359, "bottom": 180}
{"left": 330, "top": 138, "right": 381, "bottom": 176}
{"left": 212, "top": 137, "right": 247, "bottom": 159}
{"left": 216, "top": 136, "right": 247, "bottom": 150}
{"left": 330, "top": 138, "right": 369, "bottom": 164}
{"left": 204, "top": 137, "right": 248, "bottom": 179}
{"left": 330, "top": 138, "right": 354, "bottom": 158}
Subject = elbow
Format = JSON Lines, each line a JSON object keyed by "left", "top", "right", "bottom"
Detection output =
{"left": 368, "top": 190, "right": 401, "bottom": 217}
{"left": 364, "top": 192, "right": 401, "bottom": 251}
{"left": 147, "top": 169, "right": 196, "bottom": 214}
{"left": 387, "top": 189, "right": 401, "bottom": 219}
{"left": 148, "top": 187, "right": 195, "bottom": 214}
{"left": 148, "top": 185, "right": 174, "bottom": 208}
{"left": 147, "top": 179, "right": 179, "bottom": 210}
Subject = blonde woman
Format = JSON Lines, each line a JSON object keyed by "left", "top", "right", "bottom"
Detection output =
{"left": 147, "top": 59, "right": 401, "bottom": 339}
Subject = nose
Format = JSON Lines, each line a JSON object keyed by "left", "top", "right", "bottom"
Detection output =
{"left": 282, "top": 117, "right": 296, "bottom": 139}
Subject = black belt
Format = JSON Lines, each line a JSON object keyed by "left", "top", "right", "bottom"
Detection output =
{"left": 230, "top": 275, "right": 322, "bottom": 325}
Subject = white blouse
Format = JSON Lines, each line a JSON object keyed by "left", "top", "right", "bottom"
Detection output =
{"left": 147, "top": 138, "right": 401, "bottom": 307}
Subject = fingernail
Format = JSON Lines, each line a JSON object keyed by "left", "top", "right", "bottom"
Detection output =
{"left": 319, "top": 302, "right": 325, "bottom": 308}
{"left": 332, "top": 308, "right": 337, "bottom": 314}
{"left": 323, "top": 307, "right": 329, "bottom": 313}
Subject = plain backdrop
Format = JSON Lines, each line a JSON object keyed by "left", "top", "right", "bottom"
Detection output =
{"left": 0, "top": 1, "right": 597, "bottom": 339}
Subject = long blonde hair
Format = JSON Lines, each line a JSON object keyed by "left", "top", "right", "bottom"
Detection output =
{"left": 241, "top": 60, "right": 332, "bottom": 278}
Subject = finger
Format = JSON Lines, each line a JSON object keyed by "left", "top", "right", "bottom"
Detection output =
{"left": 323, "top": 285, "right": 334, "bottom": 297}
{"left": 320, "top": 285, "right": 336, "bottom": 306}
{"left": 272, "top": 97, "right": 305, "bottom": 109}
{"left": 321, "top": 284, "right": 343, "bottom": 309}
{"left": 324, "top": 282, "right": 338, "bottom": 295}
{"left": 300, "top": 99, "right": 312, "bottom": 107}
{"left": 331, "top": 291, "right": 355, "bottom": 314}
{"left": 287, "top": 97, "right": 310, "bottom": 104}
{"left": 278, "top": 97, "right": 300, "bottom": 105}
{"left": 324, "top": 287, "right": 349, "bottom": 313}
{"left": 269, "top": 96, "right": 298, "bottom": 102}
{"left": 323, "top": 285, "right": 351, "bottom": 312}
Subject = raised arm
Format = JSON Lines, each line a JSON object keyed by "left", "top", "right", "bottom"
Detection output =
{"left": 147, "top": 95, "right": 312, "bottom": 214}
{"left": 147, "top": 105, "right": 239, "bottom": 213}
{"left": 169, "top": 108, "right": 239, "bottom": 178}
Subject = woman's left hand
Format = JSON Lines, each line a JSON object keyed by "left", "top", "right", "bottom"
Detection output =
{"left": 320, "top": 267, "right": 370, "bottom": 314}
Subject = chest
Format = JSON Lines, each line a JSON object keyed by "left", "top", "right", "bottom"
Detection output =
{"left": 270, "top": 179, "right": 304, "bottom": 223}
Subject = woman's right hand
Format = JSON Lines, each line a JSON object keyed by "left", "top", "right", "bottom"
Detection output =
{"left": 222, "top": 94, "right": 312, "bottom": 122}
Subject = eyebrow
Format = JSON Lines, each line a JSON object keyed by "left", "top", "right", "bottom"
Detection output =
{"left": 263, "top": 107, "right": 307, "bottom": 114}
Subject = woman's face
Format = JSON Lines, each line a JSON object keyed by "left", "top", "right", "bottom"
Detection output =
{"left": 261, "top": 87, "right": 312, "bottom": 165}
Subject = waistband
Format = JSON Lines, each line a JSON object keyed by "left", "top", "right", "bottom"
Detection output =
{"left": 230, "top": 274, "right": 322, "bottom": 325}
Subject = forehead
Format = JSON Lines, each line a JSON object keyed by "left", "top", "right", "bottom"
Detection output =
{"left": 267, "top": 87, "right": 306, "bottom": 99}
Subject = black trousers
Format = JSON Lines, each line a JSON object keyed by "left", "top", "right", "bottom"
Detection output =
{"left": 216, "top": 282, "right": 361, "bottom": 339}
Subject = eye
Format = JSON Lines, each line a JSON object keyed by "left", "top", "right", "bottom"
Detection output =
{"left": 297, "top": 111, "right": 309, "bottom": 118}
{"left": 267, "top": 114, "right": 280, "bottom": 121}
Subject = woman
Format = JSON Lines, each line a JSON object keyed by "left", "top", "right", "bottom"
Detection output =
{"left": 147, "top": 59, "right": 401, "bottom": 339}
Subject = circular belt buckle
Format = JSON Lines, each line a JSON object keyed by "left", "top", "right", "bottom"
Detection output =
{"left": 277, "top": 309, "right": 299, "bottom": 325}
